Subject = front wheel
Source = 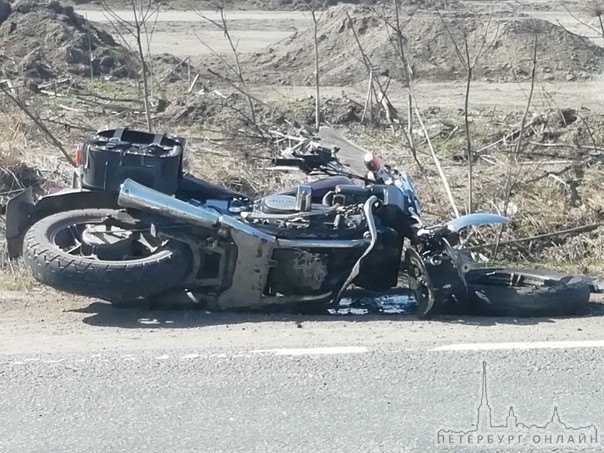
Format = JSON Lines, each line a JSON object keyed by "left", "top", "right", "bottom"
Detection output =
{"left": 23, "top": 208, "right": 190, "bottom": 305}
{"left": 404, "top": 247, "right": 469, "bottom": 319}
{"left": 465, "top": 267, "right": 592, "bottom": 317}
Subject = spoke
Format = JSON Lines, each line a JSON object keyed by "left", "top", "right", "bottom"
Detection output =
{"left": 67, "top": 225, "right": 81, "bottom": 245}
{"left": 65, "top": 244, "right": 82, "bottom": 255}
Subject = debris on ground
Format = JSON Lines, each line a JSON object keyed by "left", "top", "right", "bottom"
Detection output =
{"left": 0, "top": 162, "right": 46, "bottom": 214}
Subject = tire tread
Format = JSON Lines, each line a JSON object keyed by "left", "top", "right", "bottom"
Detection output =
{"left": 23, "top": 209, "right": 189, "bottom": 302}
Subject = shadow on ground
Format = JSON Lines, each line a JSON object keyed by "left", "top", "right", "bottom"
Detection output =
{"left": 69, "top": 290, "right": 604, "bottom": 330}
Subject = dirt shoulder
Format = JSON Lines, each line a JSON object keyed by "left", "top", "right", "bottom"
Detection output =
{"left": 0, "top": 288, "right": 602, "bottom": 355}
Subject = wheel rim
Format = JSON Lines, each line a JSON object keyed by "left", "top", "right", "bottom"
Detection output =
{"left": 48, "top": 214, "right": 161, "bottom": 262}
{"left": 405, "top": 249, "right": 436, "bottom": 316}
{"left": 441, "top": 238, "right": 470, "bottom": 306}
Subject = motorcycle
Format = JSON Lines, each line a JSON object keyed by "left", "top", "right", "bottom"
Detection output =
{"left": 4, "top": 126, "right": 593, "bottom": 317}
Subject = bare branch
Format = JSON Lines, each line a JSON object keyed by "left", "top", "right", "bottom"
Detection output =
{"left": 466, "top": 222, "right": 604, "bottom": 251}
{"left": 0, "top": 85, "right": 76, "bottom": 167}
{"left": 513, "top": 34, "right": 538, "bottom": 158}
{"left": 101, "top": 0, "right": 155, "bottom": 132}
{"left": 311, "top": 8, "right": 321, "bottom": 131}
{"left": 193, "top": 4, "right": 260, "bottom": 133}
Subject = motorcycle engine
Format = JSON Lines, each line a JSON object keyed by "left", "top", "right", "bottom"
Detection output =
{"left": 257, "top": 194, "right": 300, "bottom": 214}
{"left": 243, "top": 184, "right": 338, "bottom": 231}
{"left": 256, "top": 184, "right": 317, "bottom": 214}
{"left": 268, "top": 249, "right": 329, "bottom": 295}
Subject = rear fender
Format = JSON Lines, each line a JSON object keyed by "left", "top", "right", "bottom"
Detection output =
{"left": 5, "top": 187, "right": 117, "bottom": 259}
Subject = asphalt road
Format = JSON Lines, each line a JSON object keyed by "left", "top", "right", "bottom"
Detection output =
{"left": 1, "top": 290, "right": 604, "bottom": 452}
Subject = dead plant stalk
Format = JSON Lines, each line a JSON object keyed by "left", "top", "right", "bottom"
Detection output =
{"left": 367, "top": 8, "right": 459, "bottom": 217}
{"left": 437, "top": 9, "right": 499, "bottom": 214}
{"left": 194, "top": 4, "right": 258, "bottom": 129}
{"left": 101, "top": 0, "right": 158, "bottom": 132}
{"left": 311, "top": 8, "right": 321, "bottom": 131}
{"left": 492, "top": 33, "right": 539, "bottom": 259}
{"left": 391, "top": 0, "right": 414, "bottom": 152}
{"left": 0, "top": 84, "right": 76, "bottom": 167}
{"left": 514, "top": 34, "right": 539, "bottom": 159}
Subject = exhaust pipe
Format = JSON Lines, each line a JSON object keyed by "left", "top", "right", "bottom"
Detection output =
{"left": 119, "top": 178, "right": 221, "bottom": 228}
{"left": 118, "top": 178, "right": 277, "bottom": 242}
{"left": 118, "top": 178, "right": 369, "bottom": 248}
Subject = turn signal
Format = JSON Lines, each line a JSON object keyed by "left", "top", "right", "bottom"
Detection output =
{"left": 75, "top": 144, "right": 82, "bottom": 166}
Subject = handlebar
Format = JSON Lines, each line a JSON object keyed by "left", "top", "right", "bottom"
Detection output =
{"left": 269, "top": 142, "right": 342, "bottom": 172}
{"left": 268, "top": 139, "right": 406, "bottom": 187}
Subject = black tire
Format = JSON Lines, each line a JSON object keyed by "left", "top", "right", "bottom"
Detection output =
{"left": 465, "top": 267, "right": 591, "bottom": 317}
{"left": 23, "top": 208, "right": 190, "bottom": 304}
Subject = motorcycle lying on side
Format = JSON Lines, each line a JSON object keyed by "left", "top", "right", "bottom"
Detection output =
{"left": 4, "top": 127, "right": 595, "bottom": 317}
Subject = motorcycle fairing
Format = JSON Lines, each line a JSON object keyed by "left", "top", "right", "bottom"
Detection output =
{"left": 445, "top": 213, "right": 510, "bottom": 232}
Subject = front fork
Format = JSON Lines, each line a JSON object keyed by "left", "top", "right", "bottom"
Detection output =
{"left": 404, "top": 237, "right": 470, "bottom": 318}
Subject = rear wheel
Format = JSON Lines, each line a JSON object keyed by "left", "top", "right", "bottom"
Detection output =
{"left": 465, "top": 267, "right": 592, "bottom": 317}
{"left": 23, "top": 208, "right": 190, "bottom": 306}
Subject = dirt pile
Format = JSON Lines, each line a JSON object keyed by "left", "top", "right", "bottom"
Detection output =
{"left": 69, "top": 0, "right": 414, "bottom": 11}
{"left": 160, "top": 91, "right": 364, "bottom": 130}
{"left": 244, "top": 5, "right": 604, "bottom": 85}
{"left": 0, "top": 0, "right": 137, "bottom": 80}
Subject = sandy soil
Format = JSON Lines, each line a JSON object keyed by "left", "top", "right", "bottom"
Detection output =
{"left": 81, "top": 9, "right": 313, "bottom": 56}
{"left": 76, "top": 5, "right": 604, "bottom": 110}
{"left": 250, "top": 79, "right": 604, "bottom": 111}
{"left": 0, "top": 288, "right": 602, "bottom": 355}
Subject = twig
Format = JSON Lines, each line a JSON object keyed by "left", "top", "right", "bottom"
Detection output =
{"left": 436, "top": 8, "right": 500, "bottom": 214}
{"left": 513, "top": 34, "right": 538, "bottom": 159}
{"left": 361, "top": 69, "right": 373, "bottom": 123}
{"left": 188, "top": 73, "right": 201, "bottom": 93}
{"left": 205, "top": 68, "right": 267, "bottom": 106}
{"left": 100, "top": 0, "right": 156, "bottom": 132}
{"left": 194, "top": 5, "right": 258, "bottom": 129}
{"left": 0, "top": 85, "right": 76, "bottom": 167}
{"left": 413, "top": 104, "right": 460, "bottom": 218}
{"left": 311, "top": 8, "right": 321, "bottom": 131}
{"left": 466, "top": 222, "right": 604, "bottom": 251}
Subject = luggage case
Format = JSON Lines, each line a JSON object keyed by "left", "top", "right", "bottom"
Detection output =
{"left": 79, "top": 127, "right": 185, "bottom": 195}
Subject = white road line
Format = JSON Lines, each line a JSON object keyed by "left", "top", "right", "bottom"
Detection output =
{"left": 251, "top": 346, "right": 369, "bottom": 356}
{"left": 180, "top": 354, "right": 200, "bottom": 359}
{"left": 156, "top": 355, "right": 170, "bottom": 360}
{"left": 431, "top": 340, "right": 604, "bottom": 351}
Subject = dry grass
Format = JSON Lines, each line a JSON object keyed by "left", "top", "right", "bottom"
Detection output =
{"left": 2, "top": 80, "right": 604, "bottom": 284}
{"left": 342, "top": 108, "right": 604, "bottom": 275}
{"left": 0, "top": 254, "right": 36, "bottom": 291}
{"left": 0, "top": 110, "right": 30, "bottom": 168}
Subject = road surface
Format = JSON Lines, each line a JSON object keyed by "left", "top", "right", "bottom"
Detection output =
{"left": 0, "top": 290, "right": 603, "bottom": 452}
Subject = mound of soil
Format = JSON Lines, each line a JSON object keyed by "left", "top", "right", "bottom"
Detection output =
{"left": 150, "top": 53, "right": 202, "bottom": 84}
{"left": 71, "top": 0, "right": 388, "bottom": 11}
{"left": 244, "top": 5, "right": 604, "bottom": 85}
{"left": 0, "top": 0, "right": 137, "bottom": 80}
{"left": 160, "top": 91, "right": 364, "bottom": 131}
